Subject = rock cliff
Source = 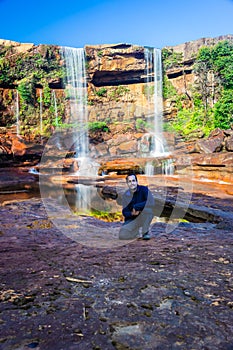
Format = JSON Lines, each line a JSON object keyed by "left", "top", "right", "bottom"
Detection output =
{"left": 1, "top": 34, "right": 233, "bottom": 131}
{"left": 0, "top": 35, "right": 233, "bottom": 179}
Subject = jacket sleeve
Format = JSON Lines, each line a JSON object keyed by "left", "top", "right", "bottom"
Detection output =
{"left": 122, "top": 192, "right": 134, "bottom": 220}
{"left": 133, "top": 187, "right": 155, "bottom": 211}
{"left": 122, "top": 205, "right": 133, "bottom": 220}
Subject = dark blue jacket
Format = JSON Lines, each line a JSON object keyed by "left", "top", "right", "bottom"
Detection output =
{"left": 122, "top": 185, "right": 155, "bottom": 221}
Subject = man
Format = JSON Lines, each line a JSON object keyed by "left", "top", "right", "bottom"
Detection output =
{"left": 119, "top": 173, "right": 155, "bottom": 240}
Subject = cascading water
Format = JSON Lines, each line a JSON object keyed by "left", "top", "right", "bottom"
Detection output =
{"left": 39, "top": 89, "right": 43, "bottom": 135}
{"left": 144, "top": 47, "right": 165, "bottom": 156}
{"left": 144, "top": 47, "right": 173, "bottom": 175}
{"left": 60, "top": 47, "right": 98, "bottom": 213}
{"left": 51, "top": 89, "right": 62, "bottom": 149}
{"left": 51, "top": 90, "right": 58, "bottom": 126}
{"left": 61, "top": 47, "right": 89, "bottom": 157}
{"left": 15, "top": 90, "right": 20, "bottom": 136}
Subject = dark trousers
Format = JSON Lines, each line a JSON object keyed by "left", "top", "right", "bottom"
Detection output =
{"left": 119, "top": 208, "right": 154, "bottom": 240}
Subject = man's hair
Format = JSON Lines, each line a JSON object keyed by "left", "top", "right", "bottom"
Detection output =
{"left": 126, "top": 173, "right": 138, "bottom": 182}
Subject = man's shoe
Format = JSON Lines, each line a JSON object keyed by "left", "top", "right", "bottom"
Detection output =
{"left": 142, "top": 232, "right": 151, "bottom": 240}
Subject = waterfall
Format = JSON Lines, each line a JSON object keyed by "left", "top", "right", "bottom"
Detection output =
{"left": 60, "top": 47, "right": 88, "bottom": 157}
{"left": 144, "top": 47, "right": 174, "bottom": 177}
{"left": 153, "top": 48, "right": 164, "bottom": 153}
{"left": 39, "top": 89, "right": 43, "bottom": 135}
{"left": 162, "top": 159, "right": 174, "bottom": 175}
{"left": 145, "top": 161, "right": 154, "bottom": 176}
{"left": 15, "top": 90, "right": 20, "bottom": 136}
{"left": 144, "top": 47, "right": 165, "bottom": 156}
{"left": 51, "top": 90, "right": 58, "bottom": 126}
{"left": 60, "top": 47, "right": 98, "bottom": 213}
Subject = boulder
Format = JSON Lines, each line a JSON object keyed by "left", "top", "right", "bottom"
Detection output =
{"left": 116, "top": 140, "right": 138, "bottom": 154}
{"left": 225, "top": 134, "right": 233, "bottom": 152}
{"left": 195, "top": 128, "right": 225, "bottom": 153}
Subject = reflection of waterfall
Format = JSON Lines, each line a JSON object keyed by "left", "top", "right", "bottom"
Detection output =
{"left": 15, "top": 90, "right": 20, "bottom": 136}
{"left": 61, "top": 47, "right": 98, "bottom": 213}
{"left": 75, "top": 158, "right": 99, "bottom": 214}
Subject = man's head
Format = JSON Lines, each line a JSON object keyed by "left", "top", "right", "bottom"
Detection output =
{"left": 126, "top": 173, "right": 138, "bottom": 192}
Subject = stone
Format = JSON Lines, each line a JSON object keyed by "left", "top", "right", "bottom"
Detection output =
{"left": 225, "top": 134, "right": 233, "bottom": 151}
{"left": 0, "top": 192, "right": 233, "bottom": 349}
{"left": 196, "top": 128, "right": 225, "bottom": 154}
{"left": 117, "top": 140, "right": 138, "bottom": 154}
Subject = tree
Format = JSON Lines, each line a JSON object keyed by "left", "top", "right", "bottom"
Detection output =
{"left": 211, "top": 40, "right": 233, "bottom": 89}
{"left": 214, "top": 89, "right": 233, "bottom": 129}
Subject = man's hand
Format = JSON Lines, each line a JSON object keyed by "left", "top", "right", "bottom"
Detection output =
{"left": 131, "top": 208, "right": 140, "bottom": 216}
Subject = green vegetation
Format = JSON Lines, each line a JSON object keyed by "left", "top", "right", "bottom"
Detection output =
{"left": 97, "top": 50, "right": 103, "bottom": 57}
{"left": 89, "top": 209, "right": 122, "bottom": 222}
{"left": 0, "top": 45, "right": 65, "bottom": 136}
{"left": 1, "top": 41, "right": 233, "bottom": 140}
{"left": 88, "top": 121, "right": 109, "bottom": 132}
{"left": 17, "top": 79, "right": 35, "bottom": 104}
{"left": 214, "top": 89, "right": 233, "bottom": 129}
{"left": 108, "top": 85, "right": 130, "bottom": 100}
{"left": 162, "top": 48, "right": 183, "bottom": 70}
{"left": 0, "top": 45, "right": 63, "bottom": 87}
{"left": 95, "top": 87, "right": 107, "bottom": 97}
{"left": 163, "top": 40, "right": 233, "bottom": 139}
{"left": 136, "top": 118, "right": 148, "bottom": 131}
{"left": 142, "top": 84, "right": 154, "bottom": 97}
{"left": 163, "top": 75, "right": 177, "bottom": 99}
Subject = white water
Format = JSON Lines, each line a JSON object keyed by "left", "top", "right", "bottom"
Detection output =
{"left": 51, "top": 90, "right": 58, "bottom": 126}
{"left": 145, "top": 161, "right": 154, "bottom": 176}
{"left": 15, "top": 90, "right": 20, "bottom": 136}
{"left": 144, "top": 47, "right": 165, "bottom": 156}
{"left": 144, "top": 47, "right": 174, "bottom": 176}
{"left": 162, "top": 158, "right": 174, "bottom": 175}
{"left": 39, "top": 89, "right": 43, "bottom": 135}
{"left": 61, "top": 47, "right": 88, "bottom": 158}
{"left": 61, "top": 47, "right": 98, "bottom": 213}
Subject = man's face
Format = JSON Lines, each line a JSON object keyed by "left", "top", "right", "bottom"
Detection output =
{"left": 127, "top": 175, "right": 138, "bottom": 192}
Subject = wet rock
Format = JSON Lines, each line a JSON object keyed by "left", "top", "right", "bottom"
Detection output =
{"left": 0, "top": 179, "right": 233, "bottom": 349}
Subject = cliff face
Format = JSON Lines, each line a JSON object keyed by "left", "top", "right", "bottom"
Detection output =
{"left": 85, "top": 43, "right": 151, "bottom": 123}
{"left": 0, "top": 35, "right": 233, "bottom": 129}
{"left": 163, "top": 34, "right": 233, "bottom": 119}
{"left": 1, "top": 35, "right": 233, "bottom": 132}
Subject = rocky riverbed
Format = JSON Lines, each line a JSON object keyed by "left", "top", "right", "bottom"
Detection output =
{"left": 0, "top": 169, "right": 233, "bottom": 350}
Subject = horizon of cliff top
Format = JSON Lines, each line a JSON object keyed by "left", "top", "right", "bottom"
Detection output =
{"left": 1, "top": 34, "right": 233, "bottom": 50}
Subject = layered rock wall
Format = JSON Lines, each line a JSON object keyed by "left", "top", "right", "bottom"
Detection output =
{"left": 2, "top": 35, "right": 233, "bottom": 133}
{"left": 0, "top": 36, "right": 233, "bottom": 169}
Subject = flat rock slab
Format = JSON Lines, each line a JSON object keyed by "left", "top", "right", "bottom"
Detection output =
{"left": 0, "top": 197, "right": 233, "bottom": 350}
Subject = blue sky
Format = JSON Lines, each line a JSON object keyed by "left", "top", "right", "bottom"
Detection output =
{"left": 1, "top": 0, "right": 233, "bottom": 48}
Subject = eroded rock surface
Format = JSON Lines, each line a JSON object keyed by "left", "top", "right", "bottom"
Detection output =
{"left": 0, "top": 186, "right": 233, "bottom": 349}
